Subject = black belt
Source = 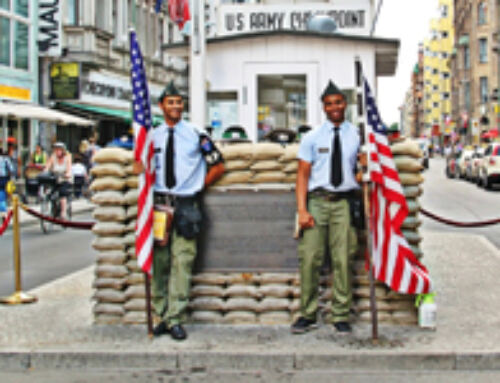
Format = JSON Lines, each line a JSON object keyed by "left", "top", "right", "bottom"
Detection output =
{"left": 154, "top": 192, "right": 199, "bottom": 205}
{"left": 309, "top": 188, "right": 357, "bottom": 202}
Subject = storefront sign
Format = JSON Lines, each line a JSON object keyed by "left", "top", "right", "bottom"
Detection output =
{"left": 50, "top": 62, "right": 80, "bottom": 100}
{"left": 0, "top": 84, "right": 31, "bottom": 101}
{"left": 218, "top": 3, "right": 371, "bottom": 37}
{"left": 38, "top": 0, "right": 62, "bottom": 56}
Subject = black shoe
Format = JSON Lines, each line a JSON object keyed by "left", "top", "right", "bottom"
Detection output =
{"left": 152, "top": 321, "right": 169, "bottom": 337}
{"left": 291, "top": 317, "right": 318, "bottom": 334}
{"left": 170, "top": 324, "right": 187, "bottom": 341}
{"left": 333, "top": 321, "right": 352, "bottom": 334}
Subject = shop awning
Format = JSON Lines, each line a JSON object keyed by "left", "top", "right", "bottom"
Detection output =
{"left": 0, "top": 102, "right": 94, "bottom": 126}
{"left": 57, "top": 102, "right": 164, "bottom": 126}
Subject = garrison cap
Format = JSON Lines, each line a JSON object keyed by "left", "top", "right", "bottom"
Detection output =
{"left": 321, "top": 80, "right": 345, "bottom": 101}
{"left": 158, "top": 80, "right": 181, "bottom": 102}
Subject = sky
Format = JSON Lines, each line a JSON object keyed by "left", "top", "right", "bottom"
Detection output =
{"left": 374, "top": 0, "right": 440, "bottom": 125}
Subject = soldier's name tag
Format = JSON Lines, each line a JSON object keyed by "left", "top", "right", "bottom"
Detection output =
{"left": 318, "top": 147, "right": 329, "bottom": 153}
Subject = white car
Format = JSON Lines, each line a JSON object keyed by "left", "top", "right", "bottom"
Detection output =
{"left": 456, "top": 149, "right": 474, "bottom": 179}
{"left": 466, "top": 148, "right": 484, "bottom": 182}
{"left": 478, "top": 143, "right": 500, "bottom": 189}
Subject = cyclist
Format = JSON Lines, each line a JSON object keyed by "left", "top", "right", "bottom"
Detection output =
{"left": 44, "top": 142, "right": 72, "bottom": 219}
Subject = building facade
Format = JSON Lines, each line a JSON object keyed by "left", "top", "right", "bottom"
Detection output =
{"left": 410, "top": 44, "right": 425, "bottom": 138}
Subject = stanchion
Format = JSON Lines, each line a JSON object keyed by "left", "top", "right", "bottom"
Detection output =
{"left": 0, "top": 195, "right": 37, "bottom": 305}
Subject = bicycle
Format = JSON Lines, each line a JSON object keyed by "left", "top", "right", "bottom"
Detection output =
{"left": 37, "top": 172, "right": 72, "bottom": 234}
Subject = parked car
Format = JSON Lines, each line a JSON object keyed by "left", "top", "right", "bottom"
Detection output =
{"left": 456, "top": 149, "right": 474, "bottom": 179}
{"left": 478, "top": 143, "right": 500, "bottom": 189}
{"left": 466, "top": 148, "right": 484, "bottom": 182}
{"left": 445, "top": 151, "right": 461, "bottom": 178}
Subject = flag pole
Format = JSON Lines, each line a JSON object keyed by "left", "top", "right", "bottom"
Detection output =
{"left": 355, "top": 58, "right": 378, "bottom": 343}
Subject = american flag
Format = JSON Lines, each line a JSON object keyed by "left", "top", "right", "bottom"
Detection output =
{"left": 365, "top": 78, "right": 432, "bottom": 294}
{"left": 130, "top": 30, "right": 154, "bottom": 275}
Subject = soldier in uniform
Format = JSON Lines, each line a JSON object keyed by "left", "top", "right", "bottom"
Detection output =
{"left": 136, "top": 81, "right": 225, "bottom": 341}
{"left": 292, "top": 80, "right": 361, "bottom": 335}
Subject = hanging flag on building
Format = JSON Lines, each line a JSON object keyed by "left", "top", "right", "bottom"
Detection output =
{"left": 155, "top": 0, "right": 164, "bottom": 13}
{"left": 167, "top": 0, "right": 191, "bottom": 29}
{"left": 365, "top": 78, "right": 432, "bottom": 295}
{"left": 129, "top": 30, "right": 154, "bottom": 275}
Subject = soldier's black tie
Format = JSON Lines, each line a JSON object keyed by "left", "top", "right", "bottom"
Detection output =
{"left": 165, "top": 128, "right": 176, "bottom": 189}
{"left": 331, "top": 127, "right": 343, "bottom": 187}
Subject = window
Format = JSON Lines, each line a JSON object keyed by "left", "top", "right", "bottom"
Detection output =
{"left": 464, "top": 46, "right": 470, "bottom": 69}
{"left": 95, "top": 2, "right": 108, "bottom": 31}
{"left": 442, "top": 31, "right": 448, "bottom": 39}
{"left": 479, "top": 38, "right": 488, "bottom": 63}
{"left": 442, "top": 92, "right": 450, "bottom": 100}
{"left": 480, "top": 77, "right": 488, "bottom": 103}
{"left": 464, "top": 82, "right": 471, "bottom": 110}
{"left": 0, "top": 1, "right": 30, "bottom": 70}
{"left": 433, "top": 102, "right": 439, "bottom": 108}
{"left": 67, "top": 0, "right": 79, "bottom": 25}
{"left": 478, "top": 2, "right": 487, "bottom": 25}
{"left": 441, "top": 5, "right": 448, "bottom": 18}
{"left": 433, "top": 85, "right": 439, "bottom": 91}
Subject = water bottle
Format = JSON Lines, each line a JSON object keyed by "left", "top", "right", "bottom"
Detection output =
{"left": 416, "top": 293, "right": 437, "bottom": 330}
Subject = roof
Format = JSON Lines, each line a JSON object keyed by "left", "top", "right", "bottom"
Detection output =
{"left": 0, "top": 102, "right": 94, "bottom": 126}
{"left": 163, "top": 30, "right": 400, "bottom": 76}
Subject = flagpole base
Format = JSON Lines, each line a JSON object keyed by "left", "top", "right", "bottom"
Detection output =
{"left": 0, "top": 291, "right": 38, "bottom": 305}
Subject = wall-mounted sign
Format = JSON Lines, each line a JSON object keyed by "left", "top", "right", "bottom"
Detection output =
{"left": 50, "top": 62, "right": 80, "bottom": 100}
{"left": 218, "top": 2, "right": 371, "bottom": 37}
{"left": 38, "top": 0, "right": 62, "bottom": 56}
{"left": 0, "top": 84, "right": 31, "bottom": 101}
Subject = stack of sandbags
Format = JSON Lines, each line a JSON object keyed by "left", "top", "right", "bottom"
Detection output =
{"left": 215, "top": 143, "right": 299, "bottom": 186}
{"left": 90, "top": 147, "right": 134, "bottom": 324}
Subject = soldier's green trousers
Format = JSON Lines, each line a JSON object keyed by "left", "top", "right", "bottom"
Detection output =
{"left": 151, "top": 229, "right": 197, "bottom": 327}
{"left": 298, "top": 195, "right": 357, "bottom": 323}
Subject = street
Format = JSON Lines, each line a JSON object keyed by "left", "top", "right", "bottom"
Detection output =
{"left": 420, "top": 157, "right": 500, "bottom": 249}
{"left": 0, "top": 213, "right": 94, "bottom": 298}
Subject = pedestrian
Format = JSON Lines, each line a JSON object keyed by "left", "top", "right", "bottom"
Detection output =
{"left": 0, "top": 147, "right": 14, "bottom": 218}
{"left": 86, "top": 136, "right": 100, "bottom": 170}
{"left": 71, "top": 155, "right": 88, "bottom": 199}
{"left": 31, "top": 144, "right": 47, "bottom": 166}
{"left": 291, "top": 80, "right": 361, "bottom": 335}
{"left": 134, "top": 81, "right": 225, "bottom": 341}
{"left": 7, "top": 143, "right": 20, "bottom": 179}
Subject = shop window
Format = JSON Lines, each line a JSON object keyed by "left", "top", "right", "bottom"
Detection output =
{"left": 0, "top": 16, "right": 10, "bottom": 66}
{"left": 257, "top": 75, "right": 306, "bottom": 141}
{"left": 14, "top": 20, "right": 28, "bottom": 70}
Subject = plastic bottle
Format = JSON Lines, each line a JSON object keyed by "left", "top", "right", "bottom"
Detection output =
{"left": 416, "top": 293, "right": 437, "bottom": 330}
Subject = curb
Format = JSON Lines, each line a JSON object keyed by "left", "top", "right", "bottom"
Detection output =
{"left": 1, "top": 350, "right": 500, "bottom": 372}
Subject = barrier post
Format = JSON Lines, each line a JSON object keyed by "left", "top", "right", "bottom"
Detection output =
{"left": 0, "top": 195, "right": 37, "bottom": 305}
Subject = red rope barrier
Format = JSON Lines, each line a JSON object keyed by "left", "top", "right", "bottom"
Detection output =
{"left": 420, "top": 207, "right": 500, "bottom": 228}
{"left": 0, "top": 210, "right": 13, "bottom": 235}
{"left": 19, "top": 204, "right": 95, "bottom": 230}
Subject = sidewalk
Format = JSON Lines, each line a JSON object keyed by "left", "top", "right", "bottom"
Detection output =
{"left": 1, "top": 230, "right": 500, "bottom": 378}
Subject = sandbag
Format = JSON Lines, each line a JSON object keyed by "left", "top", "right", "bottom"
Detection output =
{"left": 92, "top": 237, "right": 126, "bottom": 252}
{"left": 126, "top": 176, "right": 139, "bottom": 189}
{"left": 189, "top": 297, "right": 225, "bottom": 311}
{"left": 259, "top": 273, "right": 295, "bottom": 285}
{"left": 93, "top": 303, "right": 125, "bottom": 316}
{"left": 94, "top": 314, "right": 123, "bottom": 325}
{"left": 93, "top": 277, "right": 126, "bottom": 290}
{"left": 95, "top": 264, "right": 128, "bottom": 278}
{"left": 258, "top": 284, "right": 292, "bottom": 298}
{"left": 283, "top": 173, "right": 297, "bottom": 184}
{"left": 402, "top": 230, "right": 422, "bottom": 245}
{"left": 191, "top": 273, "right": 228, "bottom": 285}
{"left": 90, "top": 177, "right": 126, "bottom": 192}
{"left": 226, "top": 273, "right": 257, "bottom": 285}
{"left": 393, "top": 156, "right": 424, "bottom": 172}
{"left": 190, "top": 285, "right": 225, "bottom": 298}
{"left": 289, "top": 299, "right": 300, "bottom": 312}
{"left": 127, "top": 246, "right": 136, "bottom": 257}
{"left": 93, "top": 147, "right": 132, "bottom": 164}
{"left": 222, "top": 311, "right": 257, "bottom": 324}
{"left": 95, "top": 250, "right": 127, "bottom": 265}
{"left": 93, "top": 289, "right": 126, "bottom": 304}
{"left": 126, "top": 205, "right": 138, "bottom": 220}
{"left": 190, "top": 311, "right": 224, "bottom": 323}
{"left": 357, "top": 310, "right": 391, "bottom": 323}
{"left": 124, "top": 285, "right": 146, "bottom": 299}
{"left": 252, "top": 143, "right": 284, "bottom": 160}
{"left": 225, "top": 284, "right": 262, "bottom": 299}
{"left": 282, "top": 161, "right": 298, "bottom": 173}
{"left": 225, "top": 159, "right": 252, "bottom": 171}
{"left": 92, "top": 222, "right": 126, "bottom": 236}
{"left": 386, "top": 291, "right": 416, "bottom": 301}
{"left": 390, "top": 139, "right": 423, "bottom": 158}
{"left": 123, "top": 311, "right": 147, "bottom": 324}
{"left": 127, "top": 272, "right": 145, "bottom": 285}
{"left": 124, "top": 298, "right": 147, "bottom": 311}
{"left": 93, "top": 206, "right": 126, "bottom": 222}
{"left": 391, "top": 310, "right": 418, "bottom": 325}
{"left": 353, "top": 298, "right": 391, "bottom": 312}
{"left": 91, "top": 191, "right": 125, "bottom": 206}
{"left": 124, "top": 220, "right": 136, "bottom": 233}
{"left": 225, "top": 297, "right": 259, "bottom": 312}
{"left": 320, "top": 288, "right": 332, "bottom": 301}
{"left": 126, "top": 259, "right": 141, "bottom": 273}
{"left": 401, "top": 217, "right": 421, "bottom": 230}
{"left": 214, "top": 171, "right": 253, "bottom": 186}
{"left": 220, "top": 143, "right": 254, "bottom": 160}
{"left": 403, "top": 186, "right": 423, "bottom": 199}
{"left": 407, "top": 200, "right": 420, "bottom": 214}
{"left": 259, "top": 311, "right": 291, "bottom": 324}
{"left": 124, "top": 164, "right": 135, "bottom": 175}
{"left": 279, "top": 144, "right": 299, "bottom": 163}
{"left": 353, "top": 286, "right": 388, "bottom": 299}
{"left": 399, "top": 173, "right": 424, "bottom": 186}
{"left": 291, "top": 286, "right": 300, "bottom": 298}
{"left": 250, "top": 160, "right": 283, "bottom": 172}
{"left": 123, "top": 232, "right": 136, "bottom": 247}
{"left": 90, "top": 163, "right": 127, "bottom": 178}
{"left": 258, "top": 297, "right": 290, "bottom": 312}
{"left": 387, "top": 299, "right": 416, "bottom": 311}
{"left": 123, "top": 189, "right": 139, "bottom": 205}
{"left": 251, "top": 171, "right": 285, "bottom": 184}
